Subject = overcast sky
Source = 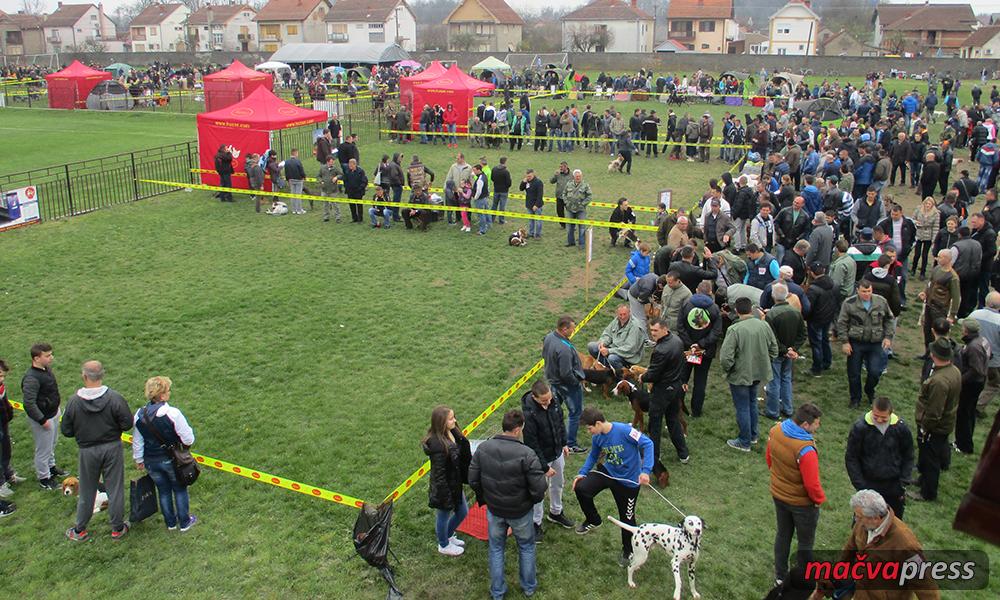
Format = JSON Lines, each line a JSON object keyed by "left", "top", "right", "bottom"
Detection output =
{"left": 6, "top": 0, "right": 1000, "bottom": 18}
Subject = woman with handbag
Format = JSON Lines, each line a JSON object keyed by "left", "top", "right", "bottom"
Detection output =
{"left": 422, "top": 405, "right": 471, "bottom": 557}
{"left": 132, "top": 376, "right": 197, "bottom": 532}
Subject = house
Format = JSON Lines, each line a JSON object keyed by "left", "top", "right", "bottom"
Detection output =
{"left": 324, "top": 0, "right": 417, "bottom": 52}
{"left": 0, "top": 12, "right": 46, "bottom": 56}
{"left": 740, "top": 30, "right": 769, "bottom": 54}
{"left": 960, "top": 25, "right": 1000, "bottom": 58}
{"left": 443, "top": 0, "right": 524, "bottom": 53}
{"left": 818, "top": 28, "right": 877, "bottom": 57}
{"left": 768, "top": 0, "right": 821, "bottom": 56}
{"left": 873, "top": 2, "right": 977, "bottom": 56}
{"left": 42, "top": 2, "right": 116, "bottom": 53}
{"left": 560, "top": 0, "right": 654, "bottom": 53}
{"left": 666, "top": 0, "right": 738, "bottom": 54}
{"left": 254, "top": 0, "right": 333, "bottom": 53}
{"left": 186, "top": 5, "right": 257, "bottom": 52}
{"left": 130, "top": 3, "right": 189, "bottom": 52}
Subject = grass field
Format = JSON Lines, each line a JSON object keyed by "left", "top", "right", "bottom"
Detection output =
{"left": 0, "top": 91, "right": 998, "bottom": 599}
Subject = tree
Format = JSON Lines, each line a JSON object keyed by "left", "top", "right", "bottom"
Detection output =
{"left": 19, "top": 0, "right": 46, "bottom": 15}
{"left": 449, "top": 32, "right": 477, "bottom": 52}
{"left": 566, "top": 24, "right": 614, "bottom": 53}
{"left": 592, "top": 26, "right": 614, "bottom": 53}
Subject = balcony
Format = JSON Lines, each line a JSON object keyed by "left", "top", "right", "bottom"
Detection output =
{"left": 46, "top": 35, "right": 62, "bottom": 44}
{"left": 668, "top": 30, "right": 695, "bottom": 41}
{"left": 259, "top": 30, "right": 281, "bottom": 42}
{"left": 328, "top": 33, "right": 348, "bottom": 43}
{"left": 238, "top": 33, "right": 253, "bottom": 41}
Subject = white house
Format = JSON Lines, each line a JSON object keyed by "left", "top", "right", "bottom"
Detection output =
{"left": 960, "top": 25, "right": 1000, "bottom": 58}
{"left": 130, "top": 3, "right": 190, "bottom": 52}
{"left": 186, "top": 5, "right": 257, "bottom": 52}
{"left": 254, "top": 0, "right": 333, "bottom": 53}
{"left": 324, "top": 0, "right": 417, "bottom": 52}
{"left": 42, "top": 2, "right": 116, "bottom": 53}
{"left": 768, "top": 0, "right": 821, "bottom": 56}
{"left": 560, "top": 0, "right": 654, "bottom": 53}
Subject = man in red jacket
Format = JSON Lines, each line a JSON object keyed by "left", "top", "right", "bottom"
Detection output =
{"left": 766, "top": 403, "right": 826, "bottom": 587}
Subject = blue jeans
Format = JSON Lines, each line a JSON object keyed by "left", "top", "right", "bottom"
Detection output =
{"left": 587, "top": 342, "right": 626, "bottom": 372}
{"left": 807, "top": 322, "right": 831, "bottom": 372}
{"left": 567, "top": 209, "right": 586, "bottom": 246}
{"left": 369, "top": 207, "right": 392, "bottom": 227}
{"left": 146, "top": 459, "right": 191, "bottom": 529}
{"left": 491, "top": 193, "right": 509, "bottom": 223}
{"left": 487, "top": 509, "right": 537, "bottom": 599}
{"left": 435, "top": 493, "right": 468, "bottom": 547}
{"left": 448, "top": 124, "right": 457, "bottom": 145}
{"left": 419, "top": 123, "right": 428, "bottom": 144}
{"left": 730, "top": 383, "right": 759, "bottom": 448}
{"left": 476, "top": 198, "right": 492, "bottom": 233}
{"left": 765, "top": 357, "right": 794, "bottom": 418}
{"left": 528, "top": 206, "right": 543, "bottom": 237}
{"left": 774, "top": 243, "right": 786, "bottom": 264}
{"left": 846, "top": 340, "right": 887, "bottom": 405}
{"left": 552, "top": 382, "right": 583, "bottom": 447}
{"left": 391, "top": 185, "right": 403, "bottom": 220}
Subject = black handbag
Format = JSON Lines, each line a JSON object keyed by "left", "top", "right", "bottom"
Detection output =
{"left": 129, "top": 475, "right": 158, "bottom": 523}
{"left": 142, "top": 406, "right": 201, "bottom": 486}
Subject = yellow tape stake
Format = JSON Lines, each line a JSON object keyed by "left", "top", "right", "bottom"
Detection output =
{"left": 142, "top": 179, "right": 666, "bottom": 232}
{"left": 9, "top": 401, "right": 364, "bottom": 509}
{"left": 381, "top": 129, "right": 751, "bottom": 149}
{"left": 382, "top": 278, "right": 627, "bottom": 504}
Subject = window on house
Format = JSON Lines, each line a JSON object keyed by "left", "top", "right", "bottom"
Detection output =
{"left": 90, "top": 14, "right": 97, "bottom": 20}
{"left": 212, "top": 32, "right": 223, "bottom": 45}
{"left": 671, "top": 20, "right": 692, "bottom": 33}
{"left": 6, "top": 31, "right": 24, "bottom": 45}
{"left": 286, "top": 25, "right": 298, "bottom": 35}
{"left": 798, "top": 44, "right": 804, "bottom": 50}
{"left": 701, "top": 43, "right": 709, "bottom": 49}
{"left": 777, "top": 48, "right": 787, "bottom": 55}
{"left": 329, "top": 23, "right": 348, "bottom": 42}
{"left": 369, "top": 23, "right": 385, "bottom": 43}
{"left": 261, "top": 25, "right": 280, "bottom": 39}
{"left": 699, "top": 21, "right": 715, "bottom": 33}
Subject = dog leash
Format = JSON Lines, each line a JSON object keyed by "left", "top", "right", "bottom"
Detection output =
{"left": 592, "top": 470, "right": 687, "bottom": 518}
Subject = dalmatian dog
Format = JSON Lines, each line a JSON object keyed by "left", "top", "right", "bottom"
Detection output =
{"left": 608, "top": 515, "right": 703, "bottom": 599}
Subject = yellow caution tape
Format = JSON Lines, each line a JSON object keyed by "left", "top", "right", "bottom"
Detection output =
{"left": 8, "top": 401, "right": 364, "bottom": 508}
{"left": 381, "top": 129, "right": 750, "bottom": 149}
{"left": 383, "top": 277, "right": 627, "bottom": 503}
{"left": 153, "top": 179, "right": 673, "bottom": 231}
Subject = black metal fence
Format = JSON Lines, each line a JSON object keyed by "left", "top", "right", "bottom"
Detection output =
{"left": 0, "top": 142, "right": 198, "bottom": 222}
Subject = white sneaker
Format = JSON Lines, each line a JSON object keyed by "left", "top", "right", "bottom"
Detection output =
{"left": 438, "top": 542, "right": 464, "bottom": 556}
{"left": 0, "top": 482, "right": 12, "bottom": 499}
{"left": 448, "top": 536, "right": 465, "bottom": 547}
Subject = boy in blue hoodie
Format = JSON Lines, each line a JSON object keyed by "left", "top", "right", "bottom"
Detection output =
{"left": 573, "top": 406, "right": 654, "bottom": 565}
{"left": 624, "top": 243, "right": 651, "bottom": 286}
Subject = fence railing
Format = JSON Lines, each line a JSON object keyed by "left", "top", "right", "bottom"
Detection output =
{"left": 0, "top": 141, "right": 198, "bottom": 222}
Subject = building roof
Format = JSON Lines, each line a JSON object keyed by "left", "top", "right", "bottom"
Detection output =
{"left": 1, "top": 13, "right": 45, "bottom": 30}
{"left": 444, "top": 0, "right": 525, "bottom": 26}
{"left": 769, "top": 0, "right": 820, "bottom": 22}
{"left": 268, "top": 41, "right": 411, "bottom": 64}
{"left": 186, "top": 5, "right": 254, "bottom": 26}
{"left": 961, "top": 24, "right": 1000, "bottom": 48}
{"left": 131, "top": 3, "right": 184, "bottom": 27}
{"left": 654, "top": 39, "right": 694, "bottom": 52}
{"left": 254, "top": 0, "right": 329, "bottom": 22}
{"left": 881, "top": 3, "right": 976, "bottom": 32}
{"left": 666, "top": 0, "right": 733, "bottom": 20}
{"left": 563, "top": 0, "right": 652, "bottom": 21}
{"left": 324, "top": 0, "right": 411, "bottom": 23}
{"left": 44, "top": 3, "right": 94, "bottom": 28}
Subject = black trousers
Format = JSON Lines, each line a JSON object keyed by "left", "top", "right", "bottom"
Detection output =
{"left": 644, "top": 133, "right": 658, "bottom": 156}
{"left": 0, "top": 416, "right": 12, "bottom": 481}
{"left": 556, "top": 197, "right": 566, "bottom": 228}
{"left": 940, "top": 170, "right": 951, "bottom": 195}
{"left": 348, "top": 195, "right": 364, "bottom": 222}
{"left": 575, "top": 465, "right": 640, "bottom": 556}
{"left": 955, "top": 379, "right": 985, "bottom": 453}
{"left": 866, "top": 479, "right": 906, "bottom": 519}
{"left": 912, "top": 240, "right": 933, "bottom": 277}
{"left": 618, "top": 150, "right": 632, "bottom": 174}
{"left": 890, "top": 162, "right": 907, "bottom": 186}
{"left": 917, "top": 430, "right": 950, "bottom": 500}
{"left": 683, "top": 356, "right": 713, "bottom": 417}
{"left": 648, "top": 384, "right": 689, "bottom": 467}
{"left": 958, "top": 275, "right": 979, "bottom": 317}
{"left": 218, "top": 172, "right": 233, "bottom": 201}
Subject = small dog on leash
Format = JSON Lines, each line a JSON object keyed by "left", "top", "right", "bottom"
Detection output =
{"left": 62, "top": 476, "right": 109, "bottom": 515}
{"left": 608, "top": 515, "right": 704, "bottom": 599}
{"left": 608, "top": 154, "right": 625, "bottom": 173}
{"left": 509, "top": 228, "right": 529, "bottom": 247}
{"left": 266, "top": 201, "right": 289, "bottom": 215}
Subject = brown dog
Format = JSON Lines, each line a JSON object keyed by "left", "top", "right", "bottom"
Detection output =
{"left": 578, "top": 351, "right": 615, "bottom": 398}
{"left": 62, "top": 476, "right": 109, "bottom": 514}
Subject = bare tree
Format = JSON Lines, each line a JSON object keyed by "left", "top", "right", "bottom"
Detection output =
{"left": 449, "top": 32, "right": 477, "bottom": 52}
{"left": 592, "top": 26, "right": 614, "bottom": 52}
{"left": 567, "top": 24, "right": 596, "bottom": 52}
{"left": 20, "top": 0, "right": 47, "bottom": 15}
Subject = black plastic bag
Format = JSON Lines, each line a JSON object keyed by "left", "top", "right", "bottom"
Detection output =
{"left": 353, "top": 501, "right": 402, "bottom": 599}
{"left": 129, "top": 475, "right": 158, "bottom": 523}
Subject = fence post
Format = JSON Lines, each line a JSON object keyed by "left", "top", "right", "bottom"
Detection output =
{"left": 186, "top": 141, "right": 195, "bottom": 184}
{"left": 64, "top": 164, "right": 74, "bottom": 216}
{"left": 130, "top": 152, "right": 140, "bottom": 201}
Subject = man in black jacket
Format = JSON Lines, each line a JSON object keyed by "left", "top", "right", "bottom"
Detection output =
{"left": 669, "top": 245, "right": 718, "bottom": 292}
{"left": 804, "top": 263, "right": 839, "bottom": 376}
{"left": 491, "top": 156, "right": 512, "bottom": 224}
{"left": 877, "top": 204, "right": 917, "bottom": 307}
{"left": 21, "top": 343, "right": 64, "bottom": 490}
{"left": 676, "top": 282, "right": 723, "bottom": 417}
{"left": 521, "top": 380, "right": 575, "bottom": 541}
{"left": 774, "top": 196, "right": 811, "bottom": 264}
{"left": 61, "top": 361, "right": 133, "bottom": 541}
{"left": 342, "top": 158, "right": 369, "bottom": 223}
{"left": 844, "top": 396, "right": 914, "bottom": 518}
{"left": 953, "top": 226, "right": 983, "bottom": 317}
{"left": 469, "top": 410, "right": 547, "bottom": 599}
{"left": 732, "top": 176, "right": 756, "bottom": 251}
{"left": 970, "top": 212, "right": 997, "bottom": 309}
{"left": 336, "top": 133, "right": 359, "bottom": 173}
{"left": 639, "top": 317, "right": 689, "bottom": 480}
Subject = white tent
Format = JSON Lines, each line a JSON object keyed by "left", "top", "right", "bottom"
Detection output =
{"left": 268, "top": 43, "right": 411, "bottom": 66}
{"left": 255, "top": 61, "right": 291, "bottom": 71}
{"left": 471, "top": 56, "right": 511, "bottom": 72}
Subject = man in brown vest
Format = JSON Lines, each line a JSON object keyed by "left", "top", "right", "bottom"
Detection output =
{"left": 766, "top": 403, "right": 826, "bottom": 587}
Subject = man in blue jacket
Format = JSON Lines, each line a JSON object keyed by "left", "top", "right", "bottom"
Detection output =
{"left": 573, "top": 406, "right": 654, "bottom": 566}
{"left": 542, "top": 316, "right": 587, "bottom": 453}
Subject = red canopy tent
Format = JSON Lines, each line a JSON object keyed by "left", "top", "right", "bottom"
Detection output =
{"left": 398, "top": 60, "right": 447, "bottom": 112}
{"left": 45, "top": 60, "right": 112, "bottom": 109}
{"left": 411, "top": 65, "right": 495, "bottom": 133}
{"left": 202, "top": 60, "right": 274, "bottom": 113}
{"left": 196, "top": 87, "right": 327, "bottom": 190}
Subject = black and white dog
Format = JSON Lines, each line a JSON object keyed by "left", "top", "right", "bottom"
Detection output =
{"left": 608, "top": 515, "right": 704, "bottom": 599}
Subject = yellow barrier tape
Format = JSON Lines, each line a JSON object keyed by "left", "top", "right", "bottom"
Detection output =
{"left": 145, "top": 179, "right": 666, "bottom": 232}
{"left": 383, "top": 277, "right": 628, "bottom": 503}
{"left": 187, "top": 168, "right": 669, "bottom": 214}
{"left": 9, "top": 400, "right": 364, "bottom": 509}
{"left": 381, "top": 129, "right": 751, "bottom": 149}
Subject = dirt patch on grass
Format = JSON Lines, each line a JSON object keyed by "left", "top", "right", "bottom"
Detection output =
{"left": 430, "top": 278, "right": 449, "bottom": 287}
{"left": 542, "top": 253, "right": 607, "bottom": 313}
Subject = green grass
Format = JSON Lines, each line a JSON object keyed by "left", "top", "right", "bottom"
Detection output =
{"left": 0, "top": 91, "right": 997, "bottom": 599}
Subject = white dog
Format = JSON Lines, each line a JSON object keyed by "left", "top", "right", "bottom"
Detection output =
{"left": 266, "top": 201, "right": 288, "bottom": 215}
{"left": 61, "top": 476, "right": 109, "bottom": 514}
{"left": 608, "top": 515, "right": 703, "bottom": 599}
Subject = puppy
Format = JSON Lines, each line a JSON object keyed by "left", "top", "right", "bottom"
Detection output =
{"left": 266, "top": 201, "right": 288, "bottom": 215}
{"left": 608, "top": 515, "right": 704, "bottom": 599}
{"left": 608, "top": 154, "right": 625, "bottom": 173}
{"left": 509, "top": 228, "right": 528, "bottom": 247}
{"left": 62, "top": 476, "right": 109, "bottom": 514}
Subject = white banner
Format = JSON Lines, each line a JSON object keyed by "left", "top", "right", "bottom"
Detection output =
{"left": 0, "top": 185, "right": 41, "bottom": 232}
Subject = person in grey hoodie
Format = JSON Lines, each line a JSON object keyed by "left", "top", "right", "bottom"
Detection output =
{"left": 61, "top": 361, "right": 133, "bottom": 541}
{"left": 542, "top": 317, "right": 587, "bottom": 453}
